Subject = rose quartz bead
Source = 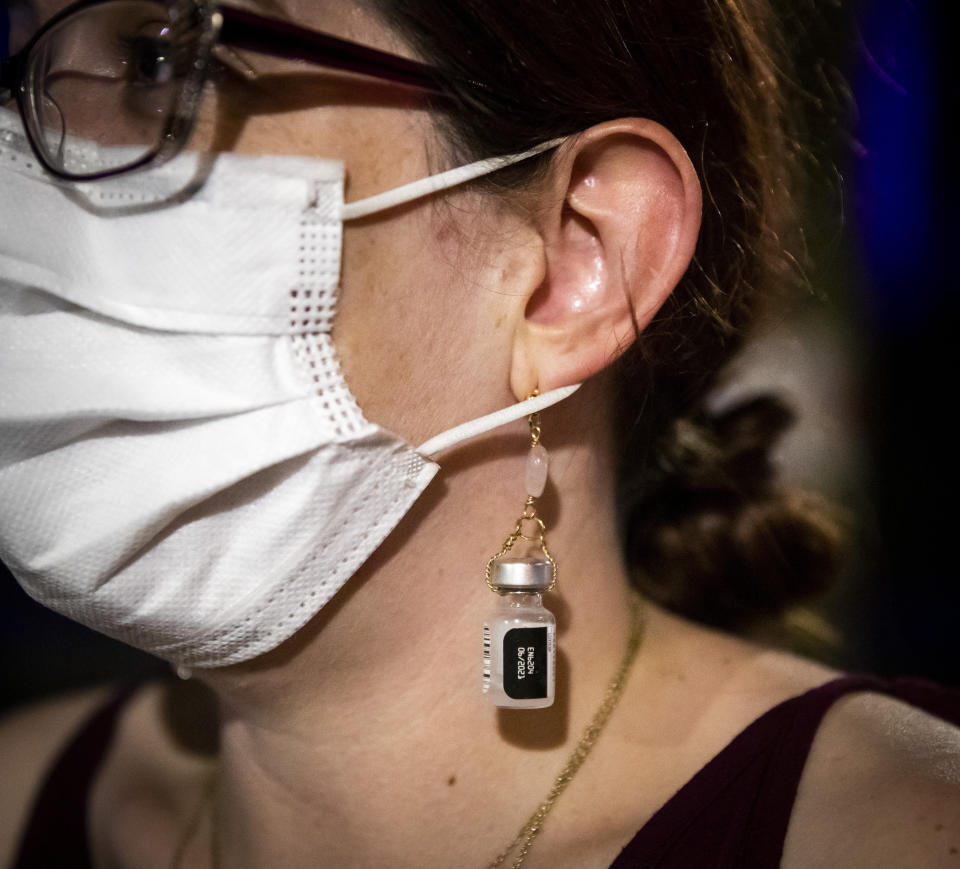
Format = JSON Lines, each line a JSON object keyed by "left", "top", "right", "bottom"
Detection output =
{"left": 525, "top": 443, "right": 549, "bottom": 497}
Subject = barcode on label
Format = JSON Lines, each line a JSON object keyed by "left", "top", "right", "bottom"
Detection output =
{"left": 482, "top": 623, "right": 491, "bottom": 688}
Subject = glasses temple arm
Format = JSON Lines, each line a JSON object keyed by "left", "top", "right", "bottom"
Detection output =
{"left": 216, "top": 7, "right": 444, "bottom": 95}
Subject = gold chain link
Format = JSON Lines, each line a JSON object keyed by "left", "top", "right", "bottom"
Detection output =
{"left": 484, "top": 497, "right": 558, "bottom": 592}
{"left": 528, "top": 411, "right": 541, "bottom": 447}
{"left": 484, "top": 391, "right": 555, "bottom": 591}
{"left": 527, "top": 388, "right": 542, "bottom": 447}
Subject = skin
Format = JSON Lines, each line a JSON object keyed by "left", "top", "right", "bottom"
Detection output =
{"left": 2, "top": 2, "right": 959, "bottom": 867}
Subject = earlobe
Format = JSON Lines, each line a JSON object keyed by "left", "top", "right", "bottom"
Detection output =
{"left": 510, "top": 119, "right": 702, "bottom": 398}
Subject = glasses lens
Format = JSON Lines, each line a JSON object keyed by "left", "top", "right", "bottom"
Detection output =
{"left": 21, "top": 0, "right": 203, "bottom": 177}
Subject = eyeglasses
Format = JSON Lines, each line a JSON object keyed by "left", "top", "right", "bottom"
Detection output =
{"left": 0, "top": 0, "right": 443, "bottom": 181}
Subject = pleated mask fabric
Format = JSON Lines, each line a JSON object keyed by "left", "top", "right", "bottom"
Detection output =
{"left": 0, "top": 108, "right": 574, "bottom": 668}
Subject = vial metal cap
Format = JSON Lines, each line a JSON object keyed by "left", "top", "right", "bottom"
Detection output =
{"left": 491, "top": 556, "right": 553, "bottom": 591}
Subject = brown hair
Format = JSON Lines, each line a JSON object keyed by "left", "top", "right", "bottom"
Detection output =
{"left": 374, "top": 0, "right": 842, "bottom": 629}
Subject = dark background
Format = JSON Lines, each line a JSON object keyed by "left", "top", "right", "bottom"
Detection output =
{"left": 1, "top": 0, "right": 956, "bottom": 713}
{"left": 844, "top": 0, "right": 957, "bottom": 687}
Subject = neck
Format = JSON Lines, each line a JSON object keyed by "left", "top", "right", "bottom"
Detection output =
{"left": 202, "top": 387, "right": 641, "bottom": 868}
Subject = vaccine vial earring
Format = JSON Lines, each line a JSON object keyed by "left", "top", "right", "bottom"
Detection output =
{"left": 482, "top": 392, "right": 557, "bottom": 709}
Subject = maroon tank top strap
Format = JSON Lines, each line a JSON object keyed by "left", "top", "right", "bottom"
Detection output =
{"left": 12, "top": 684, "right": 139, "bottom": 869}
{"left": 748, "top": 674, "right": 960, "bottom": 867}
{"left": 610, "top": 674, "right": 960, "bottom": 868}
{"left": 745, "top": 674, "right": 891, "bottom": 866}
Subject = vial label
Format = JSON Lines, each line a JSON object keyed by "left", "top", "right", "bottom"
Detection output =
{"left": 482, "top": 623, "right": 492, "bottom": 691}
{"left": 503, "top": 627, "right": 548, "bottom": 699}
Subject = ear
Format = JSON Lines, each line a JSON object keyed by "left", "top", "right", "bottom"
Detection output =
{"left": 510, "top": 119, "right": 702, "bottom": 398}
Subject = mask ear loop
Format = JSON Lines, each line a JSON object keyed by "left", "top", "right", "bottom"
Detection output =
{"left": 340, "top": 137, "right": 565, "bottom": 222}
{"left": 417, "top": 384, "right": 579, "bottom": 459}
{"left": 484, "top": 391, "right": 557, "bottom": 591}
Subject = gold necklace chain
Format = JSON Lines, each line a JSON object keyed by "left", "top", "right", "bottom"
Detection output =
{"left": 171, "top": 591, "right": 644, "bottom": 869}
{"left": 486, "top": 590, "right": 645, "bottom": 869}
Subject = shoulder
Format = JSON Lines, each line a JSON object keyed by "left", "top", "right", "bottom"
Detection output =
{"left": 783, "top": 686, "right": 960, "bottom": 868}
{"left": 0, "top": 685, "right": 115, "bottom": 867}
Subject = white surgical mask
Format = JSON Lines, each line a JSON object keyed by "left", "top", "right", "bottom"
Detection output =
{"left": 0, "top": 109, "right": 576, "bottom": 668}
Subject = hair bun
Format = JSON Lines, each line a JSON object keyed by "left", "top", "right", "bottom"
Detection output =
{"left": 623, "top": 394, "right": 843, "bottom": 630}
